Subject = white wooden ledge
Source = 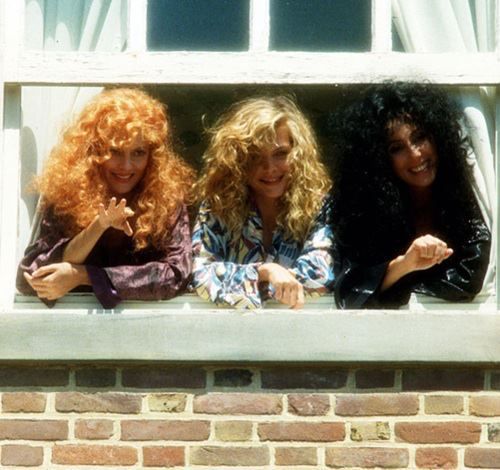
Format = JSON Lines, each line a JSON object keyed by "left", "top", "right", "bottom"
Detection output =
{"left": 1, "top": 294, "right": 499, "bottom": 363}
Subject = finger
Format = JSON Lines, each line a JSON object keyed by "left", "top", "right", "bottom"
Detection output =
{"left": 293, "top": 285, "right": 305, "bottom": 310}
{"left": 118, "top": 198, "right": 127, "bottom": 208}
{"left": 108, "top": 197, "right": 117, "bottom": 209}
{"left": 274, "top": 284, "right": 283, "bottom": 301}
{"left": 281, "top": 284, "right": 293, "bottom": 306}
{"left": 123, "top": 221, "right": 133, "bottom": 237}
{"left": 31, "top": 265, "right": 57, "bottom": 278}
{"left": 23, "top": 272, "right": 33, "bottom": 283}
{"left": 124, "top": 207, "right": 135, "bottom": 218}
{"left": 443, "top": 248, "right": 453, "bottom": 259}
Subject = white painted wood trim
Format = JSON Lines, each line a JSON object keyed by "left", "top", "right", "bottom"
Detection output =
{"left": 127, "top": 0, "right": 147, "bottom": 51}
{"left": 496, "top": 0, "right": 500, "bottom": 56}
{"left": 0, "top": 86, "right": 21, "bottom": 312}
{"left": 5, "top": 51, "right": 500, "bottom": 85}
{"left": 1, "top": 310, "right": 500, "bottom": 362}
{"left": 496, "top": 89, "right": 500, "bottom": 307}
{"left": 371, "top": 0, "right": 392, "bottom": 52}
{"left": 249, "top": 0, "right": 270, "bottom": 52}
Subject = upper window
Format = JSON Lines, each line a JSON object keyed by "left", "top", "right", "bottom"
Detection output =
{"left": 147, "top": 0, "right": 250, "bottom": 51}
{"left": 270, "top": 0, "right": 371, "bottom": 52}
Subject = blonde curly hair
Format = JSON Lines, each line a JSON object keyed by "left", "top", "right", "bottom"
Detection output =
{"left": 197, "top": 96, "right": 331, "bottom": 242}
{"left": 36, "top": 87, "right": 194, "bottom": 251}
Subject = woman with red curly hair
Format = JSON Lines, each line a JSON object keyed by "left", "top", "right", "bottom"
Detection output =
{"left": 17, "top": 88, "right": 194, "bottom": 308}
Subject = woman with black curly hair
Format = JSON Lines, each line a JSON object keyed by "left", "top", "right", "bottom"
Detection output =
{"left": 331, "top": 82, "right": 491, "bottom": 309}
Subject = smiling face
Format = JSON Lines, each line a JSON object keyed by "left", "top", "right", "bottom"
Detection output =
{"left": 247, "top": 123, "right": 292, "bottom": 204}
{"left": 388, "top": 121, "right": 438, "bottom": 192}
{"left": 101, "top": 133, "right": 150, "bottom": 197}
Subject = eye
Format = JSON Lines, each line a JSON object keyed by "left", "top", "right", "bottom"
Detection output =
{"left": 109, "top": 147, "right": 121, "bottom": 157}
{"left": 388, "top": 143, "right": 404, "bottom": 156}
{"left": 274, "top": 149, "right": 289, "bottom": 160}
{"left": 132, "top": 148, "right": 147, "bottom": 158}
{"left": 412, "top": 130, "right": 428, "bottom": 145}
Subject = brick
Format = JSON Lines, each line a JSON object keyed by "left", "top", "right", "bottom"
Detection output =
{"left": 121, "top": 420, "right": 210, "bottom": 441}
{"left": 425, "top": 395, "right": 464, "bottom": 414}
{"left": 262, "top": 367, "right": 347, "bottom": 389}
{"left": 470, "top": 396, "right": 500, "bottom": 416}
{"left": 465, "top": 448, "right": 500, "bottom": 468}
{"left": 55, "top": 392, "right": 141, "bottom": 414}
{"left": 190, "top": 446, "right": 269, "bottom": 466}
{"left": 214, "top": 369, "right": 253, "bottom": 387}
{"left": 75, "top": 368, "right": 116, "bottom": 387}
{"left": 194, "top": 393, "right": 282, "bottom": 415}
{"left": 335, "top": 394, "right": 418, "bottom": 416}
{"left": 214, "top": 421, "right": 253, "bottom": 441}
{"left": 350, "top": 422, "right": 390, "bottom": 441}
{"left": 75, "top": 419, "right": 114, "bottom": 440}
{"left": 1, "top": 445, "right": 43, "bottom": 466}
{"left": 488, "top": 423, "right": 500, "bottom": 442}
{"left": 2, "top": 392, "right": 46, "bottom": 413}
{"left": 355, "top": 369, "right": 395, "bottom": 389}
{"left": 258, "top": 422, "right": 345, "bottom": 442}
{"left": 416, "top": 447, "right": 457, "bottom": 469}
{"left": 326, "top": 447, "right": 408, "bottom": 468}
{"left": 0, "top": 420, "right": 67, "bottom": 440}
{"left": 402, "top": 369, "right": 484, "bottom": 391}
{"left": 275, "top": 447, "right": 317, "bottom": 466}
{"left": 148, "top": 393, "right": 186, "bottom": 412}
{"left": 395, "top": 422, "right": 480, "bottom": 444}
{"left": 288, "top": 394, "right": 330, "bottom": 416}
{"left": 122, "top": 367, "right": 206, "bottom": 388}
{"left": 143, "top": 446, "right": 184, "bottom": 467}
{"left": 0, "top": 367, "right": 68, "bottom": 386}
{"left": 52, "top": 444, "right": 137, "bottom": 465}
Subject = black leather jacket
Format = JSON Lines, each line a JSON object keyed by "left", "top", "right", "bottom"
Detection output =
{"left": 333, "top": 216, "right": 491, "bottom": 309}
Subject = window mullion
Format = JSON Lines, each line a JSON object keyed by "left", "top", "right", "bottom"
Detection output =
{"left": 127, "top": 0, "right": 148, "bottom": 51}
{"left": 371, "top": 0, "right": 392, "bottom": 52}
{"left": 249, "top": 0, "right": 270, "bottom": 52}
{"left": 0, "top": 86, "right": 21, "bottom": 313}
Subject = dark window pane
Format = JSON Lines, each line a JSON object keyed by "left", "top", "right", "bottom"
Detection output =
{"left": 147, "top": 0, "right": 249, "bottom": 51}
{"left": 270, "top": 0, "right": 371, "bottom": 51}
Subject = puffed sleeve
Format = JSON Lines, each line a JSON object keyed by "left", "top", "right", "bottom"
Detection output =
{"left": 290, "top": 196, "right": 335, "bottom": 296}
{"left": 86, "top": 204, "right": 193, "bottom": 308}
{"left": 191, "top": 202, "right": 262, "bottom": 309}
{"left": 16, "top": 208, "right": 71, "bottom": 298}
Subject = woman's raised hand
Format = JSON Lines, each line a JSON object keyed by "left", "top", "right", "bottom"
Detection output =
{"left": 381, "top": 234, "right": 453, "bottom": 292}
{"left": 258, "top": 262, "right": 305, "bottom": 309}
{"left": 403, "top": 234, "right": 453, "bottom": 272}
{"left": 98, "top": 197, "right": 134, "bottom": 236}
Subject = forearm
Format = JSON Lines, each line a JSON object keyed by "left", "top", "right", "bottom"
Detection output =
{"left": 62, "top": 216, "right": 106, "bottom": 264}
{"left": 380, "top": 255, "right": 411, "bottom": 292}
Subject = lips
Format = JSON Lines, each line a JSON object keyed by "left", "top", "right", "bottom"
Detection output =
{"left": 410, "top": 160, "right": 431, "bottom": 173}
{"left": 259, "top": 175, "right": 284, "bottom": 184}
{"left": 112, "top": 173, "right": 134, "bottom": 181}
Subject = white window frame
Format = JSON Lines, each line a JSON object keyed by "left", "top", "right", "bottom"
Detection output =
{"left": 1, "top": 0, "right": 499, "bottom": 363}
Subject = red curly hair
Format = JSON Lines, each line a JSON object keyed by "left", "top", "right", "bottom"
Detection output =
{"left": 36, "top": 87, "right": 194, "bottom": 250}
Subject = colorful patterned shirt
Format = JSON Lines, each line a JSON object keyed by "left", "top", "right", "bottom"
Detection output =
{"left": 191, "top": 198, "right": 334, "bottom": 308}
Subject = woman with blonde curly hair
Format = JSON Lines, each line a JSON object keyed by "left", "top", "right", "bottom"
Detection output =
{"left": 192, "top": 96, "right": 334, "bottom": 309}
{"left": 17, "top": 88, "right": 194, "bottom": 308}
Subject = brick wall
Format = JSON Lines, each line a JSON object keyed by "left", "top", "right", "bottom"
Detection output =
{"left": 0, "top": 365, "right": 499, "bottom": 468}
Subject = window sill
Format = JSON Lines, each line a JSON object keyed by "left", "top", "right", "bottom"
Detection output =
{"left": 1, "top": 293, "right": 498, "bottom": 363}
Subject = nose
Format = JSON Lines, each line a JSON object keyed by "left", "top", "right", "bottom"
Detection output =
{"left": 408, "top": 142, "right": 422, "bottom": 159}
{"left": 115, "top": 154, "right": 132, "bottom": 172}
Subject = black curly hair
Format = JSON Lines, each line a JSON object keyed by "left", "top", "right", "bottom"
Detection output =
{"left": 330, "top": 81, "right": 482, "bottom": 264}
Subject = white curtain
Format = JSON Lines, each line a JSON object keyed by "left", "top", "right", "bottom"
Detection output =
{"left": 392, "top": 0, "right": 497, "bottom": 292}
{"left": 19, "top": 0, "right": 127, "bottom": 260}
